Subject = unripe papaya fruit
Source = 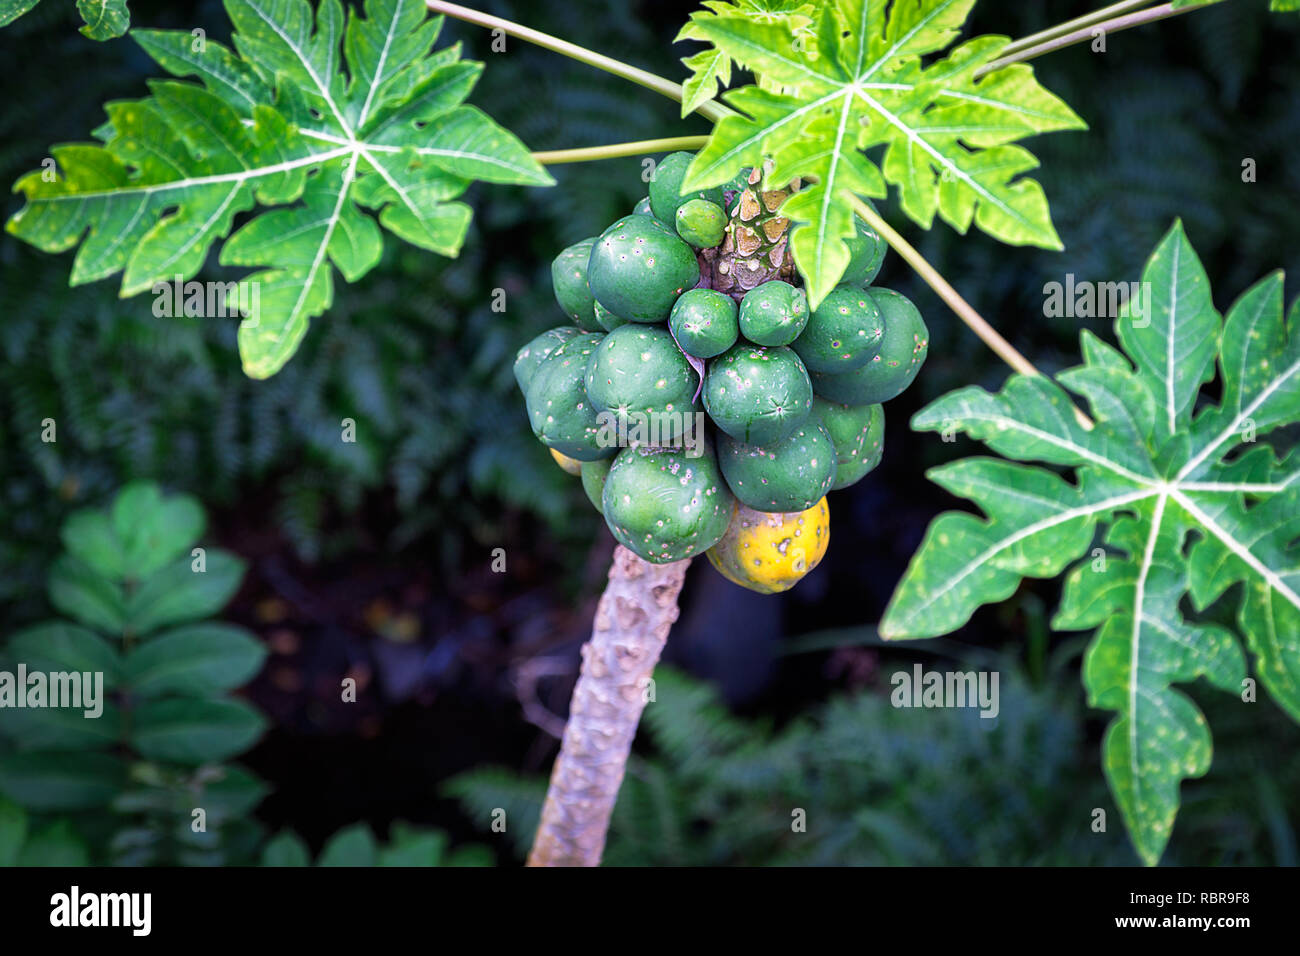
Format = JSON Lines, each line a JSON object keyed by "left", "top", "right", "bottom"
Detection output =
{"left": 602, "top": 443, "right": 734, "bottom": 563}
{"left": 580, "top": 457, "right": 611, "bottom": 511}
{"left": 706, "top": 498, "right": 829, "bottom": 594}
{"left": 717, "top": 422, "right": 837, "bottom": 513}
{"left": 814, "top": 398, "right": 884, "bottom": 490}
{"left": 524, "top": 333, "right": 614, "bottom": 462}
{"left": 792, "top": 285, "right": 884, "bottom": 374}
{"left": 594, "top": 299, "right": 630, "bottom": 332}
{"left": 550, "top": 448, "right": 583, "bottom": 476}
{"left": 675, "top": 198, "right": 726, "bottom": 249}
{"left": 585, "top": 324, "right": 699, "bottom": 442}
{"left": 739, "top": 279, "right": 809, "bottom": 347}
{"left": 703, "top": 343, "right": 812, "bottom": 445}
{"left": 669, "top": 288, "right": 738, "bottom": 359}
{"left": 514, "top": 326, "right": 582, "bottom": 393}
{"left": 587, "top": 215, "right": 700, "bottom": 323}
{"left": 841, "top": 215, "right": 886, "bottom": 287}
{"left": 551, "top": 237, "right": 602, "bottom": 331}
{"left": 648, "top": 151, "right": 724, "bottom": 224}
{"left": 810, "top": 288, "right": 928, "bottom": 405}
{"left": 632, "top": 196, "right": 653, "bottom": 216}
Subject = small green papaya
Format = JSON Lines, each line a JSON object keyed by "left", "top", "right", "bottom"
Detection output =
{"left": 551, "top": 237, "right": 601, "bottom": 331}
{"left": 814, "top": 398, "right": 884, "bottom": 490}
{"left": 739, "top": 280, "right": 809, "bottom": 347}
{"left": 792, "top": 285, "right": 884, "bottom": 374}
{"left": 581, "top": 457, "right": 611, "bottom": 512}
{"left": 810, "top": 289, "right": 928, "bottom": 404}
{"left": 675, "top": 198, "right": 726, "bottom": 249}
{"left": 632, "top": 196, "right": 653, "bottom": 216}
{"left": 524, "top": 333, "right": 614, "bottom": 461}
{"left": 841, "top": 215, "right": 887, "bottom": 287}
{"left": 648, "top": 151, "right": 724, "bottom": 224}
{"left": 594, "top": 299, "right": 630, "bottom": 331}
{"left": 585, "top": 325, "right": 699, "bottom": 442}
{"left": 602, "top": 442, "right": 734, "bottom": 563}
{"left": 587, "top": 214, "right": 700, "bottom": 323}
{"left": 514, "top": 326, "right": 582, "bottom": 393}
{"left": 703, "top": 343, "right": 813, "bottom": 445}
{"left": 717, "top": 422, "right": 837, "bottom": 513}
{"left": 669, "top": 288, "right": 738, "bottom": 359}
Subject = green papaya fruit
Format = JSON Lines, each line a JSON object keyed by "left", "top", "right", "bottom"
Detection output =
{"left": 581, "top": 457, "right": 611, "bottom": 512}
{"left": 551, "top": 237, "right": 602, "bottom": 331}
{"left": 587, "top": 214, "right": 700, "bottom": 323}
{"left": 632, "top": 196, "right": 653, "bottom": 216}
{"left": 648, "top": 152, "right": 724, "bottom": 224}
{"left": 703, "top": 343, "right": 812, "bottom": 445}
{"left": 669, "top": 288, "right": 739, "bottom": 359}
{"left": 594, "top": 299, "right": 630, "bottom": 332}
{"left": 514, "top": 326, "right": 582, "bottom": 393}
{"left": 739, "top": 280, "right": 809, "bottom": 347}
{"left": 810, "top": 288, "right": 928, "bottom": 404}
{"left": 675, "top": 198, "right": 726, "bottom": 249}
{"left": 792, "top": 285, "right": 884, "bottom": 374}
{"left": 814, "top": 398, "right": 884, "bottom": 490}
{"left": 585, "top": 324, "right": 699, "bottom": 442}
{"left": 524, "top": 333, "right": 613, "bottom": 461}
{"left": 841, "top": 215, "right": 886, "bottom": 287}
{"left": 602, "top": 442, "right": 734, "bottom": 563}
{"left": 717, "top": 422, "right": 837, "bottom": 513}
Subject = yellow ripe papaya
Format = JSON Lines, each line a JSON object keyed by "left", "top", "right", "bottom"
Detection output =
{"left": 706, "top": 497, "right": 829, "bottom": 594}
{"left": 549, "top": 447, "right": 583, "bottom": 476}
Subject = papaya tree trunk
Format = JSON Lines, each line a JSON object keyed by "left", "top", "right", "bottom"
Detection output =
{"left": 526, "top": 546, "right": 690, "bottom": 866}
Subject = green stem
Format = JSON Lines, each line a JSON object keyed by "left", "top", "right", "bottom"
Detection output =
{"left": 533, "top": 136, "right": 710, "bottom": 165}
{"left": 998, "top": 0, "right": 1156, "bottom": 56}
{"left": 977, "top": 2, "right": 1189, "bottom": 78}
{"left": 425, "top": 1, "right": 736, "bottom": 123}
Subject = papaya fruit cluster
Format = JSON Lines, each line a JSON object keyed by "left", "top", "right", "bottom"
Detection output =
{"left": 514, "top": 153, "right": 928, "bottom": 593}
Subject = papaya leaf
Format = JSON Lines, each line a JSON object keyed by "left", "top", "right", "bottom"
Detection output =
{"left": 681, "top": 0, "right": 1084, "bottom": 307}
{"left": 674, "top": 0, "right": 817, "bottom": 118}
{"left": 881, "top": 221, "right": 1300, "bottom": 866}
{"left": 6, "top": 0, "right": 553, "bottom": 378}
{"left": 0, "top": 0, "right": 129, "bottom": 39}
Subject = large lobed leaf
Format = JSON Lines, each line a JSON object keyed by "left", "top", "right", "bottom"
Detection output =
{"left": 6, "top": 0, "right": 552, "bottom": 378}
{"left": 881, "top": 221, "right": 1300, "bottom": 865}
{"left": 674, "top": 0, "right": 818, "bottom": 118}
{"left": 679, "top": 0, "right": 1085, "bottom": 306}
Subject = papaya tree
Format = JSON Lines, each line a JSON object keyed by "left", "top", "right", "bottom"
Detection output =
{"left": 4, "top": 0, "right": 1299, "bottom": 868}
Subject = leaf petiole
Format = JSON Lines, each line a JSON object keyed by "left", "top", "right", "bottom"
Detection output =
{"left": 424, "top": 1, "right": 737, "bottom": 123}
{"left": 977, "top": 3, "right": 1192, "bottom": 78}
{"left": 532, "top": 136, "right": 710, "bottom": 165}
{"left": 998, "top": 0, "right": 1156, "bottom": 57}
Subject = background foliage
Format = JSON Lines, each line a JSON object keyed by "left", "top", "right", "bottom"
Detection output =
{"left": 1, "top": 0, "right": 1297, "bottom": 865}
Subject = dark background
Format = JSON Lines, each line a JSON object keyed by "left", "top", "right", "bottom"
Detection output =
{"left": 1, "top": 0, "right": 1297, "bottom": 865}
